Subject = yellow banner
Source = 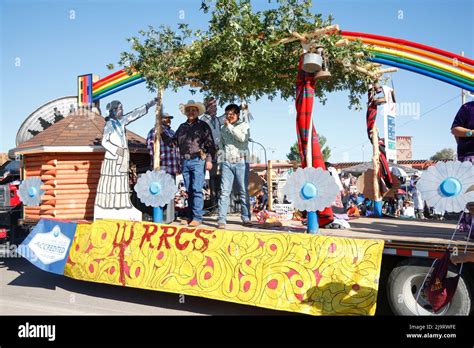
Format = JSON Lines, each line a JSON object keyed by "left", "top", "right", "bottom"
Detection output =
{"left": 64, "top": 220, "right": 384, "bottom": 315}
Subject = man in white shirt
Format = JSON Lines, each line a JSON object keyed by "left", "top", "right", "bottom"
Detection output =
{"left": 412, "top": 180, "right": 424, "bottom": 219}
{"left": 217, "top": 104, "right": 251, "bottom": 229}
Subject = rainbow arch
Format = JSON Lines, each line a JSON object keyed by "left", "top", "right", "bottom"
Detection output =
{"left": 79, "top": 31, "right": 474, "bottom": 106}
{"left": 341, "top": 31, "right": 474, "bottom": 92}
{"left": 92, "top": 68, "right": 145, "bottom": 101}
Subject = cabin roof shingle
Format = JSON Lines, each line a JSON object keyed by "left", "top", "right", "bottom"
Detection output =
{"left": 13, "top": 110, "right": 147, "bottom": 154}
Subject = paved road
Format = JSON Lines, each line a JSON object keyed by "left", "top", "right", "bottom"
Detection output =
{"left": 0, "top": 244, "right": 291, "bottom": 316}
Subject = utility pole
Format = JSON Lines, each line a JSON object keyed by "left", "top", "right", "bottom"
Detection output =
{"left": 461, "top": 52, "right": 466, "bottom": 105}
{"left": 267, "top": 160, "right": 273, "bottom": 211}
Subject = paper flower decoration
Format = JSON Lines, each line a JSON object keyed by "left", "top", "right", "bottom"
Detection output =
{"left": 18, "top": 177, "right": 44, "bottom": 206}
{"left": 134, "top": 170, "right": 177, "bottom": 207}
{"left": 416, "top": 161, "right": 474, "bottom": 213}
{"left": 283, "top": 167, "right": 339, "bottom": 212}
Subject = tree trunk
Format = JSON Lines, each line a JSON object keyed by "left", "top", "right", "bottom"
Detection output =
{"left": 153, "top": 88, "right": 164, "bottom": 171}
{"left": 372, "top": 124, "right": 381, "bottom": 201}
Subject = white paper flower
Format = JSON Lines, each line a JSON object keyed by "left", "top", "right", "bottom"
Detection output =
{"left": 18, "top": 177, "right": 44, "bottom": 206}
{"left": 134, "top": 170, "right": 177, "bottom": 207}
{"left": 417, "top": 161, "right": 474, "bottom": 213}
{"left": 283, "top": 167, "right": 339, "bottom": 212}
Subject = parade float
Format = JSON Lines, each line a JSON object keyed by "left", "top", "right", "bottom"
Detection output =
{"left": 9, "top": 0, "right": 474, "bottom": 316}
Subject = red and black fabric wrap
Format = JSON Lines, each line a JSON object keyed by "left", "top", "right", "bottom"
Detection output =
{"left": 295, "top": 56, "right": 334, "bottom": 227}
{"left": 366, "top": 90, "right": 393, "bottom": 192}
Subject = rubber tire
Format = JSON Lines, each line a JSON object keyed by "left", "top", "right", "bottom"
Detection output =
{"left": 387, "top": 259, "right": 471, "bottom": 316}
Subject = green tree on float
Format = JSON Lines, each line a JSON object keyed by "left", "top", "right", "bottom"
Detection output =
{"left": 430, "top": 148, "right": 456, "bottom": 161}
{"left": 109, "top": 0, "right": 376, "bottom": 110}
{"left": 287, "top": 137, "right": 331, "bottom": 163}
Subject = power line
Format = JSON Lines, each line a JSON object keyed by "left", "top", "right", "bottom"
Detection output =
{"left": 330, "top": 93, "right": 460, "bottom": 158}
{"left": 397, "top": 94, "right": 459, "bottom": 129}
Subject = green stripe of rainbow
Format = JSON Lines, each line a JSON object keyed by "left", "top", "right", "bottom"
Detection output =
{"left": 341, "top": 31, "right": 473, "bottom": 92}
{"left": 92, "top": 69, "right": 145, "bottom": 101}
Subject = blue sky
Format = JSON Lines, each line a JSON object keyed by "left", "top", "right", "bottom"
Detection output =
{"left": 1, "top": 0, "right": 473, "bottom": 162}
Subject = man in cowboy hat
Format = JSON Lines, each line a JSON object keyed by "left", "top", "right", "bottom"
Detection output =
{"left": 147, "top": 112, "right": 180, "bottom": 223}
{"left": 147, "top": 113, "right": 180, "bottom": 175}
{"left": 161, "top": 100, "right": 215, "bottom": 227}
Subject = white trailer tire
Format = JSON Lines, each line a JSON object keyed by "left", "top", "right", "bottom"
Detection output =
{"left": 387, "top": 260, "right": 471, "bottom": 316}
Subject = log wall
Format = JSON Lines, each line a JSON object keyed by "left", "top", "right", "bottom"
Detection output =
{"left": 23, "top": 152, "right": 104, "bottom": 222}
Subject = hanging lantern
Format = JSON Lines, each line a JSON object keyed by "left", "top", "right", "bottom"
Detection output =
{"left": 302, "top": 50, "right": 323, "bottom": 73}
{"left": 369, "top": 83, "right": 386, "bottom": 105}
{"left": 374, "top": 82, "right": 386, "bottom": 105}
{"left": 315, "top": 47, "right": 331, "bottom": 80}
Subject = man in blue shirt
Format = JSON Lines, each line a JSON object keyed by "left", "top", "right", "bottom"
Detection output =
{"left": 450, "top": 101, "right": 474, "bottom": 264}
{"left": 451, "top": 101, "right": 474, "bottom": 162}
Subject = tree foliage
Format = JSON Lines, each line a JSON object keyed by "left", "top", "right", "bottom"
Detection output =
{"left": 111, "top": 0, "right": 375, "bottom": 109}
{"left": 430, "top": 148, "right": 456, "bottom": 161}
{"left": 287, "top": 136, "right": 331, "bottom": 163}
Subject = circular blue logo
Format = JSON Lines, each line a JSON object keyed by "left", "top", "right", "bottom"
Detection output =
{"left": 301, "top": 182, "right": 318, "bottom": 200}
{"left": 149, "top": 182, "right": 162, "bottom": 195}
{"left": 27, "top": 187, "right": 37, "bottom": 198}
{"left": 439, "top": 177, "right": 462, "bottom": 197}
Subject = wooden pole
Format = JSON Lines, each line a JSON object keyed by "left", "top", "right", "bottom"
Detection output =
{"left": 372, "top": 123, "right": 382, "bottom": 216}
{"left": 306, "top": 108, "right": 319, "bottom": 234}
{"left": 153, "top": 88, "right": 164, "bottom": 171}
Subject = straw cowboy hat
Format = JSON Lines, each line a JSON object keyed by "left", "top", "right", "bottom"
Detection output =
{"left": 179, "top": 100, "right": 206, "bottom": 116}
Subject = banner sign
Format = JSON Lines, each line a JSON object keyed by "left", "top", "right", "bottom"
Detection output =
{"left": 18, "top": 219, "right": 77, "bottom": 275}
{"left": 383, "top": 85, "right": 397, "bottom": 162}
{"left": 22, "top": 219, "right": 384, "bottom": 315}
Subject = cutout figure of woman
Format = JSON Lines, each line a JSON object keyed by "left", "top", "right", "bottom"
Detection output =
{"left": 94, "top": 98, "right": 156, "bottom": 220}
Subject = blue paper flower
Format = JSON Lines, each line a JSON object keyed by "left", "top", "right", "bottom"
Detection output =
{"left": 417, "top": 160, "right": 474, "bottom": 213}
{"left": 134, "top": 170, "right": 177, "bottom": 207}
{"left": 283, "top": 167, "right": 339, "bottom": 212}
{"left": 18, "top": 177, "right": 44, "bottom": 206}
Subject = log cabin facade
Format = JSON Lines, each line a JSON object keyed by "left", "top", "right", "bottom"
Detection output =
{"left": 12, "top": 110, "right": 150, "bottom": 222}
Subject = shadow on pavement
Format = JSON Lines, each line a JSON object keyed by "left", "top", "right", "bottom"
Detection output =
{"left": 0, "top": 256, "right": 291, "bottom": 316}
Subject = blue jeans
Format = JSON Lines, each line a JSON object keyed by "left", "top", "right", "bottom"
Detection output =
{"left": 218, "top": 161, "right": 251, "bottom": 224}
{"left": 182, "top": 158, "right": 206, "bottom": 222}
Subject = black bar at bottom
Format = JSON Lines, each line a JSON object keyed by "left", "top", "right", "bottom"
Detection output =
{"left": 0, "top": 315, "right": 472, "bottom": 346}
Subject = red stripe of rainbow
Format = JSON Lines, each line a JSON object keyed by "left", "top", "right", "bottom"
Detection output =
{"left": 77, "top": 74, "right": 93, "bottom": 107}
{"left": 91, "top": 69, "right": 144, "bottom": 101}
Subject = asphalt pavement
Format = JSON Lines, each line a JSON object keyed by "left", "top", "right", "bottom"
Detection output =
{"left": 0, "top": 244, "right": 289, "bottom": 316}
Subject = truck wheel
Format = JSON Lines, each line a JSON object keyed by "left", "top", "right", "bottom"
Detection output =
{"left": 387, "top": 259, "right": 471, "bottom": 316}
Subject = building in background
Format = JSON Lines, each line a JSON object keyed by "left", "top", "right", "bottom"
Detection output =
{"left": 396, "top": 136, "right": 413, "bottom": 161}
{"left": 0, "top": 153, "right": 8, "bottom": 166}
